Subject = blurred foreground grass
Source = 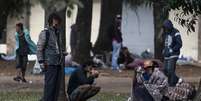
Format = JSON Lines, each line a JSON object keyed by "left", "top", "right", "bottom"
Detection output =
{"left": 0, "top": 91, "right": 129, "bottom": 101}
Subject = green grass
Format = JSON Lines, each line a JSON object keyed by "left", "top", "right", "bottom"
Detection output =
{"left": 0, "top": 91, "right": 129, "bottom": 101}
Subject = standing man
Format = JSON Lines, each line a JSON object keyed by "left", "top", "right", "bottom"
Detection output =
{"left": 13, "top": 23, "right": 37, "bottom": 83}
{"left": 162, "top": 19, "right": 182, "bottom": 86}
{"left": 37, "top": 13, "right": 62, "bottom": 101}
{"left": 109, "top": 14, "right": 123, "bottom": 72}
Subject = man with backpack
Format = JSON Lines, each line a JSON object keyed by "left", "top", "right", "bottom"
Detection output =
{"left": 37, "top": 13, "right": 62, "bottom": 101}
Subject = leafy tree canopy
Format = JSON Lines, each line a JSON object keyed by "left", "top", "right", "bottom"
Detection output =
{"left": 125, "top": 0, "right": 201, "bottom": 32}
{"left": 0, "top": 0, "right": 30, "bottom": 17}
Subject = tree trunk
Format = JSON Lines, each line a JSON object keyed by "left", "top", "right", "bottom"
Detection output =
{"left": 44, "top": 7, "right": 69, "bottom": 101}
{"left": 57, "top": 9, "right": 68, "bottom": 101}
{"left": 198, "top": 15, "right": 201, "bottom": 62}
{"left": 153, "top": 2, "right": 168, "bottom": 61}
{"left": 94, "top": 0, "right": 123, "bottom": 54}
{"left": 0, "top": 14, "right": 7, "bottom": 44}
{"left": 73, "top": 0, "right": 93, "bottom": 64}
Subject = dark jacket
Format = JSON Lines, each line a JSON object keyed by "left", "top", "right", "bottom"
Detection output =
{"left": 118, "top": 51, "right": 134, "bottom": 65}
{"left": 108, "top": 23, "right": 123, "bottom": 43}
{"left": 163, "top": 20, "right": 182, "bottom": 59}
{"left": 70, "top": 25, "right": 77, "bottom": 48}
{"left": 67, "top": 67, "right": 95, "bottom": 95}
{"left": 37, "top": 27, "right": 62, "bottom": 65}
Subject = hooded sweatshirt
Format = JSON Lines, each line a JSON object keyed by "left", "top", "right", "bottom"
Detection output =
{"left": 163, "top": 20, "right": 182, "bottom": 59}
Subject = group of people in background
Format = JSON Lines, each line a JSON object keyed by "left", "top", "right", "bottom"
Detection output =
{"left": 12, "top": 11, "right": 195, "bottom": 101}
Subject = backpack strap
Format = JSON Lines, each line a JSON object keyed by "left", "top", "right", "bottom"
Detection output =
{"left": 44, "top": 28, "right": 50, "bottom": 49}
{"left": 42, "top": 28, "right": 50, "bottom": 62}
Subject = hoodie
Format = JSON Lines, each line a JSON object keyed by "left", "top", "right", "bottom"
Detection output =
{"left": 163, "top": 20, "right": 182, "bottom": 59}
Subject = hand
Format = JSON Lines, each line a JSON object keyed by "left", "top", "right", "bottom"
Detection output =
{"left": 40, "top": 62, "right": 48, "bottom": 72}
{"left": 91, "top": 69, "right": 99, "bottom": 78}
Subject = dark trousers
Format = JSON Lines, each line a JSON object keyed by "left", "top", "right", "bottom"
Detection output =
{"left": 16, "top": 54, "right": 28, "bottom": 71}
{"left": 44, "top": 65, "right": 61, "bottom": 101}
{"left": 70, "top": 85, "right": 100, "bottom": 101}
{"left": 164, "top": 58, "right": 179, "bottom": 86}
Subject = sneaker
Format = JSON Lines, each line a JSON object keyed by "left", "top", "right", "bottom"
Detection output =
{"left": 13, "top": 76, "right": 21, "bottom": 82}
{"left": 118, "top": 69, "right": 122, "bottom": 73}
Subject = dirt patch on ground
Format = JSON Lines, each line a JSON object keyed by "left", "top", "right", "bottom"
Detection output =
{"left": 0, "top": 60, "right": 201, "bottom": 93}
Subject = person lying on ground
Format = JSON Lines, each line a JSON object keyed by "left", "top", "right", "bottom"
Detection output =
{"left": 117, "top": 47, "right": 160, "bottom": 70}
{"left": 118, "top": 47, "right": 134, "bottom": 69}
{"left": 67, "top": 60, "right": 101, "bottom": 101}
{"left": 132, "top": 60, "right": 196, "bottom": 101}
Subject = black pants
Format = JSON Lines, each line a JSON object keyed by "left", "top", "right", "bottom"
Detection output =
{"left": 44, "top": 65, "right": 61, "bottom": 101}
{"left": 16, "top": 55, "right": 28, "bottom": 72}
{"left": 70, "top": 85, "right": 100, "bottom": 101}
{"left": 164, "top": 58, "right": 179, "bottom": 86}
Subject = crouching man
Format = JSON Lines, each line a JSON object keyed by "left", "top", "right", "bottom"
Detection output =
{"left": 67, "top": 61, "right": 101, "bottom": 101}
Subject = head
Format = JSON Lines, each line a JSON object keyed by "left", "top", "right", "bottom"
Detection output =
{"left": 163, "top": 19, "right": 173, "bottom": 33}
{"left": 115, "top": 14, "right": 122, "bottom": 26}
{"left": 143, "top": 60, "right": 155, "bottom": 75}
{"left": 122, "top": 47, "right": 129, "bottom": 55}
{"left": 48, "top": 13, "right": 62, "bottom": 28}
{"left": 82, "top": 60, "right": 94, "bottom": 72}
{"left": 16, "top": 23, "right": 23, "bottom": 33}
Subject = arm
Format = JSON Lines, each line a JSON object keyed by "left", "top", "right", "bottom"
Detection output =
{"left": 172, "top": 33, "right": 182, "bottom": 52}
{"left": 37, "top": 31, "right": 46, "bottom": 64}
{"left": 78, "top": 70, "right": 95, "bottom": 85}
{"left": 15, "top": 32, "right": 19, "bottom": 50}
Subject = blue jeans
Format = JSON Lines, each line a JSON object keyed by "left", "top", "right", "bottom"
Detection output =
{"left": 164, "top": 58, "right": 179, "bottom": 86}
{"left": 111, "top": 41, "right": 121, "bottom": 70}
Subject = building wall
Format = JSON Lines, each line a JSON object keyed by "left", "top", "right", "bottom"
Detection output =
{"left": 30, "top": 4, "right": 45, "bottom": 44}
{"left": 122, "top": 5, "right": 155, "bottom": 55}
{"left": 198, "top": 16, "right": 201, "bottom": 62}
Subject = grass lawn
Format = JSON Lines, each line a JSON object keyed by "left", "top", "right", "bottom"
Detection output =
{"left": 0, "top": 91, "right": 129, "bottom": 101}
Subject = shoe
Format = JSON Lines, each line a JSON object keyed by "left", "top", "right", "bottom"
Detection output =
{"left": 21, "top": 78, "right": 27, "bottom": 83}
{"left": 118, "top": 69, "right": 122, "bottom": 73}
{"left": 13, "top": 76, "right": 21, "bottom": 82}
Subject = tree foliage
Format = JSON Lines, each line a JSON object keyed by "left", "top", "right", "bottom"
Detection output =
{"left": 125, "top": 0, "right": 201, "bottom": 33}
{"left": 38, "top": 0, "right": 83, "bottom": 17}
{"left": 0, "top": 0, "right": 29, "bottom": 17}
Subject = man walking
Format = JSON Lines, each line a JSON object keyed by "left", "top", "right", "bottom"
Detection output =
{"left": 162, "top": 19, "right": 182, "bottom": 86}
{"left": 37, "top": 13, "right": 62, "bottom": 101}
{"left": 13, "top": 23, "right": 36, "bottom": 83}
{"left": 109, "top": 15, "right": 123, "bottom": 72}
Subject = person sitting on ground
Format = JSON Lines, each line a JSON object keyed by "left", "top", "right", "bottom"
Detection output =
{"left": 117, "top": 47, "right": 147, "bottom": 70}
{"left": 118, "top": 47, "right": 134, "bottom": 69}
{"left": 67, "top": 60, "right": 101, "bottom": 101}
{"left": 132, "top": 60, "right": 196, "bottom": 101}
